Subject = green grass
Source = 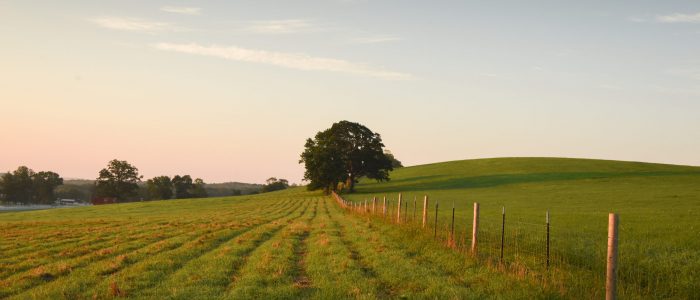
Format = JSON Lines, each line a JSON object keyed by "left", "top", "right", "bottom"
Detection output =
{"left": 343, "top": 157, "right": 700, "bottom": 299}
{"left": 0, "top": 187, "right": 547, "bottom": 299}
{"left": 2, "top": 157, "right": 696, "bottom": 299}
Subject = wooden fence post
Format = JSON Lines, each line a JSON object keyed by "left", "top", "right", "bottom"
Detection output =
{"left": 606, "top": 213, "right": 619, "bottom": 300}
{"left": 422, "top": 195, "right": 429, "bottom": 228}
{"left": 397, "top": 193, "right": 402, "bottom": 223}
{"left": 372, "top": 197, "right": 376, "bottom": 214}
{"left": 383, "top": 196, "right": 387, "bottom": 218}
{"left": 471, "top": 202, "right": 479, "bottom": 255}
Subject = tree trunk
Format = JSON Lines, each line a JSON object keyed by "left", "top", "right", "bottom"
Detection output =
{"left": 348, "top": 174, "right": 355, "bottom": 192}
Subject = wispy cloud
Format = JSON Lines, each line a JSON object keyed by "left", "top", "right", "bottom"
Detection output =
{"left": 160, "top": 6, "right": 201, "bottom": 15}
{"left": 348, "top": 35, "right": 402, "bottom": 44}
{"left": 90, "top": 17, "right": 178, "bottom": 33}
{"left": 153, "top": 42, "right": 412, "bottom": 80}
{"left": 656, "top": 12, "right": 700, "bottom": 23}
{"left": 243, "top": 19, "right": 320, "bottom": 34}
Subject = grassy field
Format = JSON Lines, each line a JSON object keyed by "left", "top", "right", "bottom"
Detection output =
{"left": 0, "top": 189, "right": 550, "bottom": 299}
{"left": 343, "top": 157, "right": 700, "bottom": 299}
{"left": 2, "top": 157, "right": 698, "bottom": 299}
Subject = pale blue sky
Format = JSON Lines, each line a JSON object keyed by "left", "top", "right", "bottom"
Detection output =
{"left": 1, "top": 1, "right": 699, "bottom": 183}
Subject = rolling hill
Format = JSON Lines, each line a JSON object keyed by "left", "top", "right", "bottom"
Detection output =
{"left": 1, "top": 157, "right": 698, "bottom": 298}
{"left": 344, "top": 157, "right": 700, "bottom": 298}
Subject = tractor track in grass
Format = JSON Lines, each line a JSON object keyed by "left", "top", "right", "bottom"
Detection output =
{"left": 0, "top": 221, "right": 126, "bottom": 245}
{"left": 0, "top": 221, "right": 131, "bottom": 256}
{"left": 8, "top": 199, "right": 301, "bottom": 299}
{"left": 1, "top": 226, "right": 198, "bottom": 298}
{"left": 321, "top": 197, "right": 393, "bottom": 298}
{"left": 0, "top": 198, "right": 296, "bottom": 264}
{"left": 0, "top": 199, "right": 299, "bottom": 283}
{"left": 6, "top": 198, "right": 304, "bottom": 299}
{"left": 290, "top": 198, "right": 319, "bottom": 293}
{"left": 131, "top": 198, "right": 314, "bottom": 298}
{"left": 329, "top": 197, "right": 491, "bottom": 297}
{"left": 81, "top": 198, "right": 306, "bottom": 298}
{"left": 328, "top": 199, "right": 491, "bottom": 297}
{"left": 223, "top": 198, "right": 319, "bottom": 298}
{"left": 0, "top": 219, "right": 201, "bottom": 280}
{"left": 225, "top": 198, "right": 315, "bottom": 288}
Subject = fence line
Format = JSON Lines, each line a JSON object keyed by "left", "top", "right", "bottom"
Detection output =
{"left": 331, "top": 191, "right": 620, "bottom": 299}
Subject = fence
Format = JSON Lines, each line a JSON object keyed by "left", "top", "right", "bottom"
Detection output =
{"left": 331, "top": 192, "right": 620, "bottom": 300}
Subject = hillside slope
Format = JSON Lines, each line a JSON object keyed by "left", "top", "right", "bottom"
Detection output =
{"left": 345, "top": 157, "right": 700, "bottom": 298}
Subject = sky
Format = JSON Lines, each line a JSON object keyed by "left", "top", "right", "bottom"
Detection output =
{"left": 1, "top": 1, "right": 700, "bottom": 184}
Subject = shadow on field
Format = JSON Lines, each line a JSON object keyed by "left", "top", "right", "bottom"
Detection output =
{"left": 356, "top": 171, "right": 700, "bottom": 193}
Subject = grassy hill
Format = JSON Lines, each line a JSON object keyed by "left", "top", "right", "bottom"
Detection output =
{"left": 1, "top": 157, "right": 697, "bottom": 299}
{"left": 343, "top": 157, "right": 700, "bottom": 298}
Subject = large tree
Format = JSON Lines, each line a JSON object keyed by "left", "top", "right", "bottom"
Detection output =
{"left": 300, "top": 120, "right": 393, "bottom": 193}
{"left": 146, "top": 176, "right": 173, "bottom": 200}
{"left": 94, "top": 159, "right": 142, "bottom": 201}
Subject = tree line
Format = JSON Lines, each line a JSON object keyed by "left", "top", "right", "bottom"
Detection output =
{"left": 0, "top": 167, "right": 63, "bottom": 204}
{"left": 2, "top": 160, "right": 238, "bottom": 204}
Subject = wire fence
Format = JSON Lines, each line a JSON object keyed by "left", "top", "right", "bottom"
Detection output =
{"left": 331, "top": 192, "right": 616, "bottom": 297}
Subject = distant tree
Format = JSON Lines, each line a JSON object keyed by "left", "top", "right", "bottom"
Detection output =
{"left": 261, "top": 177, "right": 289, "bottom": 193}
{"left": 231, "top": 189, "right": 242, "bottom": 196}
{"left": 300, "top": 120, "right": 393, "bottom": 193}
{"left": 172, "top": 175, "right": 193, "bottom": 199}
{"left": 266, "top": 177, "right": 278, "bottom": 185}
{"left": 190, "top": 178, "right": 208, "bottom": 198}
{"left": 32, "top": 171, "right": 63, "bottom": 204}
{"left": 146, "top": 176, "right": 173, "bottom": 200}
{"left": 94, "top": 159, "right": 142, "bottom": 201}
{"left": 0, "top": 166, "right": 36, "bottom": 204}
{"left": 0, "top": 167, "right": 64, "bottom": 204}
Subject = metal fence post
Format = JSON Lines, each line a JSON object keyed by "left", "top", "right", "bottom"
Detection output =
{"left": 450, "top": 201, "right": 455, "bottom": 245}
{"left": 500, "top": 206, "right": 505, "bottom": 261}
{"left": 546, "top": 210, "right": 550, "bottom": 268}
{"left": 434, "top": 200, "right": 439, "bottom": 238}
{"left": 471, "top": 202, "right": 479, "bottom": 255}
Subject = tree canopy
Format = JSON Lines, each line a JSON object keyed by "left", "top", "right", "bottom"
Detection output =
{"left": 146, "top": 176, "right": 173, "bottom": 200}
{"left": 261, "top": 177, "right": 289, "bottom": 193}
{"left": 385, "top": 151, "right": 404, "bottom": 168}
{"left": 0, "top": 166, "right": 63, "bottom": 204}
{"left": 171, "top": 175, "right": 208, "bottom": 199}
{"left": 300, "top": 120, "right": 393, "bottom": 193}
{"left": 94, "top": 159, "right": 142, "bottom": 201}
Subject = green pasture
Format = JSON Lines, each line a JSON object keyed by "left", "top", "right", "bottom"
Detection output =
{"left": 343, "top": 157, "right": 700, "bottom": 299}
